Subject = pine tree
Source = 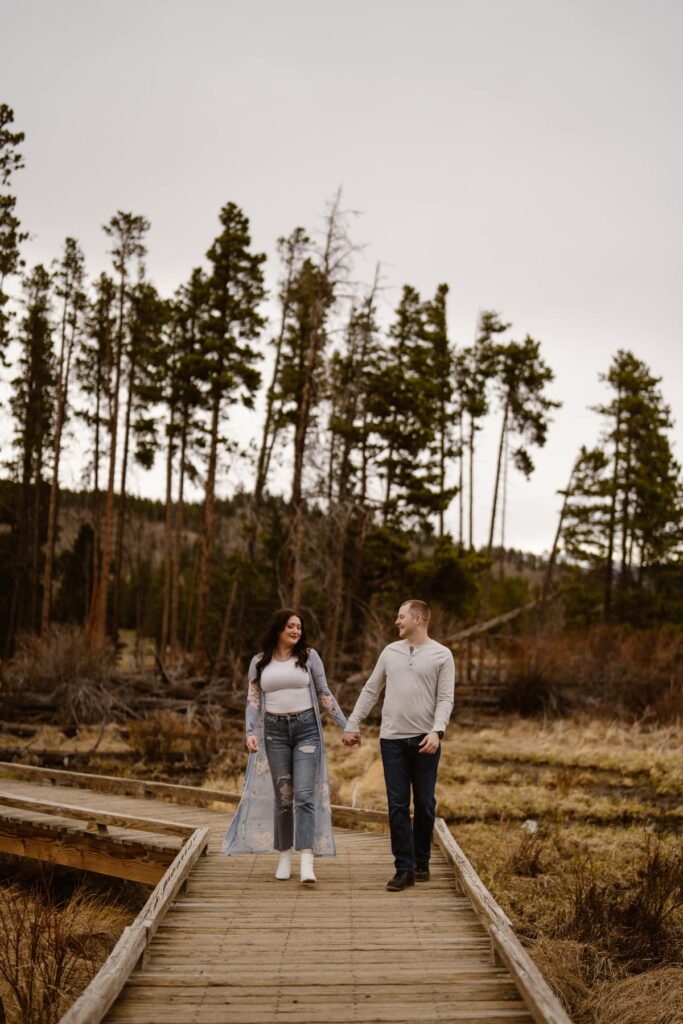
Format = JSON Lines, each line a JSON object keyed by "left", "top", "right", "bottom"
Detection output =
{"left": 41, "top": 237, "right": 87, "bottom": 633}
{"left": 166, "top": 269, "right": 207, "bottom": 664}
{"left": 0, "top": 104, "right": 27, "bottom": 359}
{"left": 275, "top": 195, "right": 352, "bottom": 605}
{"left": 421, "top": 283, "right": 458, "bottom": 535}
{"left": 253, "top": 228, "right": 310, "bottom": 512}
{"left": 76, "top": 273, "right": 117, "bottom": 619}
{"left": 595, "top": 351, "right": 681, "bottom": 616}
{"left": 6, "top": 265, "right": 54, "bottom": 646}
{"left": 457, "top": 311, "right": 505, "bottom": 549}
{"left": 324, "top": 273, "right": 381, "bottom": 673}
{"left": 87, "top": 212, "right": 149, "bottom": 646}
{"left": 562, "top": 351, "right": 682, "bottom": 621}
{"left": 111, "top": 278, "right": 166, "bottom": 638}
{"left": 367, "top": 285, "right": 442, "bottom": 528}
{"left": 487, "top": 333, "right": 559, "bottom": 557}
{"left": 193, "top": 202, "right": 266, "bottom": 670}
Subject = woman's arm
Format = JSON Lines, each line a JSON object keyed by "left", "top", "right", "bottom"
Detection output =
{"left": 308, "top": 649, "right": 348, "bottom": 729}
{"left": 245, "top": 655, "right": 261, "bottom": 747}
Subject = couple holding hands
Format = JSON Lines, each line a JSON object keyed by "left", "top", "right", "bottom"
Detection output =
{"left": 222, "top": 599, "right": 455, "bottom": 891}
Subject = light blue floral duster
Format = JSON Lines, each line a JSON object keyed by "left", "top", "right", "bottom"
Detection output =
{"left": 222, "top": 648, "right": 348, "bottom": 857}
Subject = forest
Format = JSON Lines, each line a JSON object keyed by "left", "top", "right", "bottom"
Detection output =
{"left": 1, "top": 100, "right": 682, "bottom": 691}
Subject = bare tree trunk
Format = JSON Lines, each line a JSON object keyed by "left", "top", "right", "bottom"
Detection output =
{"left": 183, "top": 538, "right": 199, "bottom": 655}
{"left": 213, "top": 577, "right": 239, "bottom": 680}
{"left": 112, "top": 359, "right": 137, "bottom": 639}
{"left": 324, "top": 503, "right": 350, "bottom": 677}
{"left": 41, "top": 304, "right": 71, "bottom": 634}
{"left": 31, "top": 441, "right": 44, "bottom": 631}
{"left": 604, "top": 394, "right": 622, "bottom": 621}
{"left": 194, "top": 391, "right": 220, "bottom": 669}
{"left": 619, "top": 439, "right": 633, "bottom": 590}
{"left": 468, "top": 416, "right": 475, "bottom": 550}
{"left": 87, "top": 287, "right": 125, "bottom": 647}
{"left": 499, "top": 425, "right": 509, "bottom": 582}
{"left": 542, "top": 458, "right": 577, "bottom": 599}
{"left": 290, "top": 303, "right": 324, "bottom": 605}
{"left": 91, "top": 355, "right": 103, "bottom": 604}
{"left": 487, "top": 399, "right": 509, "bottom": 556}
{"left": 458, "top": 412, "right": 464, "bottom": 548}
{"left": 253, "top": 273, "right": 294, "bottom": 510}
{"left": 170, "top": 414, "right": 188, "bottom": 663}
{"left": 160, "top": 408, "right": 175, "bottom": 661}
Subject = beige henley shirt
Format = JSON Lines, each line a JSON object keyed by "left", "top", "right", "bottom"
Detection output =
{"left": 345, "top": 638, "right": 455, "bottom": 739}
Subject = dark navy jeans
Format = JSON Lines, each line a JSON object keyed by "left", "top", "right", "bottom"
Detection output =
{"left": 380, "top": 735, "right": 441, "bottom": 872}
{"left": 264, "top": 708, "right": 320, "bottom": 851}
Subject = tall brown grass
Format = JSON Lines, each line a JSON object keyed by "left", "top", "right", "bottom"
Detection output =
{"left": 501, "top": 626, "right": 683, "bottom": 722}
{"left": 568, "top": 839, "right": 683, "bottom": 968}
{"left": 0, "top": 875, "right": 131, "bottom": 1024}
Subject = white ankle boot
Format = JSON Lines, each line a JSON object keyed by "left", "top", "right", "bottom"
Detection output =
{"left": 300, "top": 849, "right": 316, "bottom": 884}
{"left": 275, "top": 850, "right": 292, "bottom": 880}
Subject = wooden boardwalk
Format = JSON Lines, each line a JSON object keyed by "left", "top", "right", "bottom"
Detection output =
{"left": 0, "top": 769, "right": 569, "bottom": 1024}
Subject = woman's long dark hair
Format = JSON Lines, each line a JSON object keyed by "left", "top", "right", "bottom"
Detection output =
{"left": 256, "top": 608, "right": 309, "bottom": 680}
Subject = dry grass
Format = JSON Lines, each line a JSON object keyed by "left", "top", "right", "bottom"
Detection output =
{"left": 324, "top": 716, "right": 683, "bottom": 825}
{"left": 323, "top": 714, "right": 683, "bottom": 1023}
{"left": 0, "top": 721, "right": 131, "bottom": 756}
{"left": 0, "top": 874, "right": 134, "bottom": 1024}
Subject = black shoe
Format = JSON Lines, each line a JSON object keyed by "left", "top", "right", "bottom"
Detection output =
{"left": 386, "top": 870, "right": 415, "bottom": 891}
{"left": 414, "top": 862, "right": 430, "bottom": 882}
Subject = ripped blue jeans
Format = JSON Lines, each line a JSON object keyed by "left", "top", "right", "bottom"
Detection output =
{"left": 264, "top": 708, "right": 320, "bottom": 851}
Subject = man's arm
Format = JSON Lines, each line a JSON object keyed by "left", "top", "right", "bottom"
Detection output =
{"left": 344, "top": 651, "right": 387, "bottom": 734}
{"left": 432, "top": 650, "right": 455, "bottom": 735}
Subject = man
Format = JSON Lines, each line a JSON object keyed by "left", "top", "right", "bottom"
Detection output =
{"left": 343, "top": 600, "right": 455, "bottom": 891}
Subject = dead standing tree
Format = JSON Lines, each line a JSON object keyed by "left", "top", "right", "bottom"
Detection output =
{"left": 284, "top": 191, "right": 354, "bottom": 607}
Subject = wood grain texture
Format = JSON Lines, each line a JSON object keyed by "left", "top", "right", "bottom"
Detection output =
{"left": 0, "top": 808, "right": 178, "bottom": 884}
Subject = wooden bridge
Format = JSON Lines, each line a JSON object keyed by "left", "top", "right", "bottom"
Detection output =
{"left": 0, "top": 762, "right": 571, "bottom": 1024}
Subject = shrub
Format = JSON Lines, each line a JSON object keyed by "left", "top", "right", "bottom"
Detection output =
{"left": 127, "top": 709, "right": 226, "bottom": 764}
{"left": 509, "top": 831, "right": 548, "bottom": 877}
{"left": 503, "top": 626, "right": 683, "bottom": 723}
{"left": 4, "top": 625, "right": 116, "bottom": 725}
{"left": 567, "top": 840, "right": 683, "bottom": 968}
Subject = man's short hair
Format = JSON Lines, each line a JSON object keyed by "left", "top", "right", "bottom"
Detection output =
{"left": 401, "top": 599, "right": 431, "bottom": 622}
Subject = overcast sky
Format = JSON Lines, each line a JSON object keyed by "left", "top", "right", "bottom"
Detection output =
{"left": 2, "top": 0, "right": 682, "bottom": 553}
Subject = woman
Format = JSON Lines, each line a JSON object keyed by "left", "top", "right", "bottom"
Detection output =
{"left": 222, "top": 608, "right": 349, "bottom": 883}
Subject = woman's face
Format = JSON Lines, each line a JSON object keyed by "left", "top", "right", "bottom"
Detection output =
{"left": 279, "top": 615, "right": 302, "bottom": 647}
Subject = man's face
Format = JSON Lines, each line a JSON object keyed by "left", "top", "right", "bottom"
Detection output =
{"left": 395, "top": 604, "right": 419, "bottom": 637}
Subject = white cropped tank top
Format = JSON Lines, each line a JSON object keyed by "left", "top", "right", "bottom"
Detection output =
{"left": 260, "top": 657, "right": 313, "bottom": 714}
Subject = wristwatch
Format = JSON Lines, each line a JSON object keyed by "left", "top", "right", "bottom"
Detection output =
{"left": 437, "top": 730, "right": 444, "bottom": 739}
